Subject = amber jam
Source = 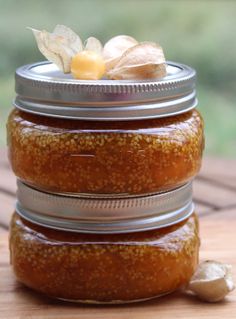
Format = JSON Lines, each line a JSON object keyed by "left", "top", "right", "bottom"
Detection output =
{"left": 9, "top": 212, "right": 199, "bottom": 303}
{"left": 9, "top": 61, "right": 203, "bottom": 303}
{"left": 7, "top": 109, "right": 204, "bottom": 195}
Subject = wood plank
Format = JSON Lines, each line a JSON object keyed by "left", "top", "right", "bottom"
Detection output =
{"left": 217, "top": 177, "right": 236, "bottom": 189}
{"left": 199, "top": 157, "right": 236, "bottom": 191}
{"left": 0, "top": 193, "right": 15, "bottom": 229}
{"left": 0, "top": 208, "right": 235, "bottom": 319}
{"left": 197, "top": 175, "right": 236, "bottom": 192}
{"left": 0, "top": 148, "right": 9, "bottom": 168}
{"left": 200, "top": 156, "right": 236, "bottom": 179}
{"left": 193, "top": 179, "right": 236, "bottom": 208}
{"left": 0, "top": 149, "right": 16, "bottom": 194}
{"left": 0, "top": 228, "right": 7, "bottom": 234}
{"left": 194, "top": 202, "right": 213, "bottom": 215}
{"left": 0, "top": 167, "right": 16, "bottom": 195}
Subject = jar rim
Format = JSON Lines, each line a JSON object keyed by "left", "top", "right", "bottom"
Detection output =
{"left": 16, "top": 180, "right": 194, "bottom": 234}
{"left": 14, "top": 61, "right": 197, "bottom": 121}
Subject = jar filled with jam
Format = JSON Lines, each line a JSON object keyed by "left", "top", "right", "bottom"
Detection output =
{"left": 7, "top": 61, "right": 204, "bottom": 196}
{"left": 8, "top": 59, "right": 203, "bottom": 304}
{"left": 10, "top": 181, "right": 199, "bottom": 303}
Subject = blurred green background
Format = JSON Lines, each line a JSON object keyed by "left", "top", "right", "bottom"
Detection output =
{"left": 0, "top": 0, "right": 235, "bottom": 156}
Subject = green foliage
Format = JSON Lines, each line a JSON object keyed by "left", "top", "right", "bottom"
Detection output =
{"left": 0, "top": 0, "right": 235, "bottom": 156}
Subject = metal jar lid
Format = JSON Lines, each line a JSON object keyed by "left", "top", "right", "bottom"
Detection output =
{"left": 14, "top": 61, "right": 197, "bottom": 121}
{"left": 16, "top": 180, "right": 194, "bottom": 234}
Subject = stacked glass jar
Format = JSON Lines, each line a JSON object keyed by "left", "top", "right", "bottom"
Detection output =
{"left": 7, "top": 61, "right": 204, "bottom": 303}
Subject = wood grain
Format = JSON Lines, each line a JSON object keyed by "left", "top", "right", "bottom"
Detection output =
{"left": 193, "top": 179, "right": 236, "bottom": 208}
{"left": 0, "top": 148, "right": 236, "bottom": 318}
{"left": 0, "top": 209, "right": 235, "bottom": 319}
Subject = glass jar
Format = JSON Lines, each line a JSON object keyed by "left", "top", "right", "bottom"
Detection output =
{"left": 10, "top": 212, "right": 199, "bottom": 304}
{"left": 7, "top": 61, "right": 204, "bottom": 196}
{"left": 9, "top": 180, "right": 198, "bottom": 303}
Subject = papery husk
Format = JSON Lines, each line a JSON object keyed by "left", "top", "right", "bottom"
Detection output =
{"left": 53, "top": 25, "right": 83, "bottom": 54}
{"left": 85, "top": 37, "right": 103, "bottom": 55}
{"left": 106, "top": 42, "right": 167, "bottom": 80}
{"left": 103, "top": 35, "right": 138, "bottom": 71}
{"left": 107, "top": 63, "right": 166, "bottom": 80}
{"left": 30, "top": 25, "right": 83, "bottom": 73}
{"left": 187, "top": 260, "right": 235, "bottom": 302}
{"left": 31, "top": 28, "right": 64, "bottom": 72}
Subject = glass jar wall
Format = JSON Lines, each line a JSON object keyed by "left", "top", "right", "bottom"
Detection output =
{"left": 7, "top": 109, "right": 204, "bottom": 196}
{"left": 9, "top": 212, "right": 199, "bottom": 304}
{"left": 8, "top": 61, "right": 203, "bottom": 304}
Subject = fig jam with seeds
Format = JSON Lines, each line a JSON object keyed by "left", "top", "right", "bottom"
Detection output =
{"left": 9, "top": 212, "right": 199, "bottom": 303}
{"left": 9, "top": 61, "right": 203, "bottom": 304}
{"left": 8, "top": 61, "right": 204, "bottom": 196}
{"left": 7, "top": 109, "right": 204, "bottom": 195}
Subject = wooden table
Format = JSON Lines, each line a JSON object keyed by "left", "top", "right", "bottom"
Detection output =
{"left": 0, "top": 148, "right": 236, "bottom": 318}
